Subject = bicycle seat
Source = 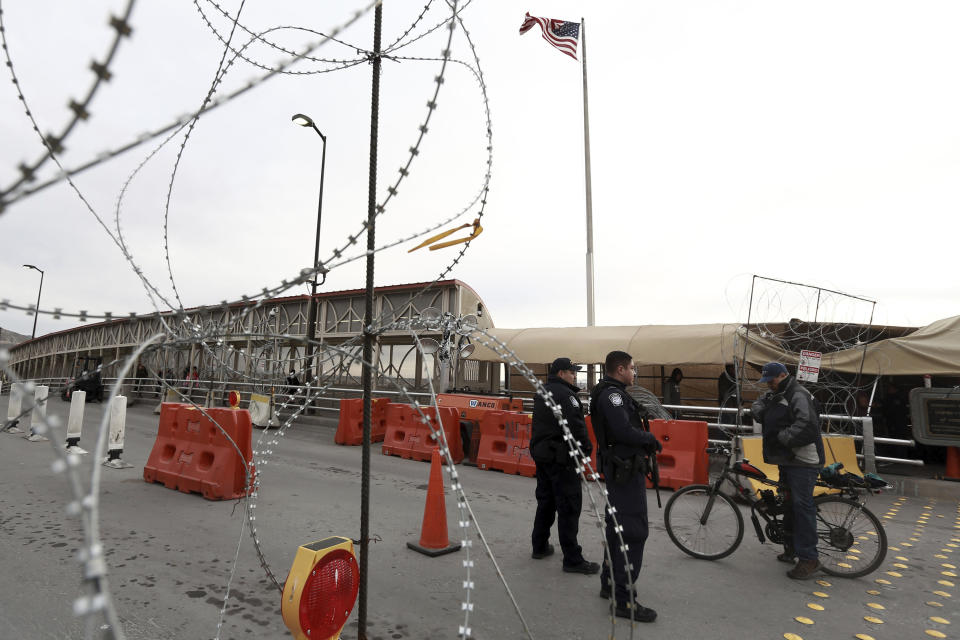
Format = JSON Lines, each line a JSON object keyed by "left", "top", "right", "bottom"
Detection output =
{"left": 733, "top": 460, "right": 767, "bottom": 480}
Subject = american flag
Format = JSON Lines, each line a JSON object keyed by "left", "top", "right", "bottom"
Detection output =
{"left": 519, "top": 13, "right": 580, "bottom": 61}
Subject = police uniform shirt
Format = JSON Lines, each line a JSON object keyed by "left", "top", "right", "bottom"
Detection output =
{"left": 593, "top": 377, "right": 657, "bottom": 461}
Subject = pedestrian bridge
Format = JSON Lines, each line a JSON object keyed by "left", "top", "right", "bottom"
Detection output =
{"left": 4, "top": 279, "right": 498, "bottom": 394}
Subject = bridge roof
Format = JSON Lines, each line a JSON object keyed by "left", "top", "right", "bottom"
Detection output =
{"left": 11, "top": 279, "right": 480, "bottom": 349}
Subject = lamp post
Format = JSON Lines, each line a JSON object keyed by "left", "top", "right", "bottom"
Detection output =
{"left": 22, "top": 264, "right": 44, "bottom": 339}
{"left": 291, "top": 113, "right": 327, "bottom": 386}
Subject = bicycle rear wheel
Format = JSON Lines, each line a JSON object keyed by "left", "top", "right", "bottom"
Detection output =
{"left": 664, "top": 484, "right": 744, "bottom": 560}
{"left": 815, "top": 495, "right": 887, "bottom": 578}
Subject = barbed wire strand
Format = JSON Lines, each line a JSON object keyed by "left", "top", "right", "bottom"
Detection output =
{"left": 0, "top": 0, "right": 137, "bottom": 202}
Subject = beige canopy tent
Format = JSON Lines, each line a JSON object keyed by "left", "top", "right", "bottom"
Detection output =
{"left": 469, "top": 323, "right": 741, "bottom": 367}
{"left": 468, "top": 315, "right": 960, "bottom": 376}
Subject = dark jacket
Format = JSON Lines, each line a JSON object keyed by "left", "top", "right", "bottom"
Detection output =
{"left": 589, "top": 376, "right": 658, "bottom": 467}
{"left": 662, "top": 379, "right": 681, "bottom": 406}
{"left": 751, "top": 376, "right": 825, "bottom": 468}
{"left": 531, "top": 375, "right": 591, "bottom": 465}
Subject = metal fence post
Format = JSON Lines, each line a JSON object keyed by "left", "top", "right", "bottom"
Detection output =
{"left": 861, "top": 416, "right": 877, "bottom": 474}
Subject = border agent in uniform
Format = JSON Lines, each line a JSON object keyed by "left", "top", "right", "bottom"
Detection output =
{"left": 529, "top": 358, "right": 600, "bottom": 574}
{"left": 591, "top": 350, "right": 661, "bottom": 622}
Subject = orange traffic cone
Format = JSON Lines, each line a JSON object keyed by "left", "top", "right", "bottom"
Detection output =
{"left": 407, "top": 449, "right": 462, "bottom": 557}
{"left": 946, "top": 446, "right": 960, "bottom": 482}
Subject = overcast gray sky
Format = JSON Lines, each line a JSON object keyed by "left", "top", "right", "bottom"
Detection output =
{"left": 1, "top": 1, "right": 958, "bottom": 340}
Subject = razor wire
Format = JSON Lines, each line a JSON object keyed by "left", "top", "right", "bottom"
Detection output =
{"left": 0, "top": 0, "right": 475, "bottom": 212}
{"left": 159, "top": 0, "right": 252, "bottom": 311}
{"left": 0, "top": 0, "right": 137, "bottom": 202}
{"left": 0, "top": 3, "right": 379, "bottom": 212}
{"left": 0, "top": 1, "right": 649, "bottom": 638}
{"left": 0, "top": 24, "right": 491, "bottom": 328}
{"left": 726, "top": 275, "right": 884, "bottom": 435}
{"left": 193, "top": 0, "right": 445, "bottom": 71}
{"left": 4, "top": 0, "right": 490, "bottom": 633}
{"left": 224, "top": 311, "right": 639, "bottom": 639}
{"left": 1, "top": 312, "right": 645, "bottom": 639}
{"left": 466, "top": 325, "right": 640, "bottom": 640}
{"left": 0, "top": 334, "right": 169, "bottom": 640}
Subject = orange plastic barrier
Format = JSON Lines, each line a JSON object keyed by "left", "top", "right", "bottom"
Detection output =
{"left": 586, "top": 417, "right": 708, "bottom": 488}
{"left": 584, "top": 416, "right": 604, "bottom": 481}
{"left": 476, "top": 411, "right": 535, "bottom": 477}
{"left": 382, "top": 404, "right": 463, "bottom": 464}
{"left": 948, "top": 446, "right": 960, "bottom": 481}
{"left": 437, "top": 393, "right": 524, "bottom": 421}
{"left": 143, "top": 403, "right": 255, "bottom": 501}
{"left": 436, "top": 393, "right": 523, "bottom": 466}
{"left": 381, "top": 402, "right": 416, "bottom": 458}
{"left": 334, "top": 397, "right": 391, "bottom": 445}
{"left": 647, "top": 419, "right": 709, "bottom": 490}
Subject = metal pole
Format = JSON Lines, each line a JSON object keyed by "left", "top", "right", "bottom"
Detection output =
{"left": 580, "top": 18, "right": 597, "bottom": 388}
{"left": 359, "top": 5, "right": 382, "bottom": 638}
{"left": 23, "top": 265, "right": 44, "bottom": 339}
{"left": 304, "top": 130, "right": 327, "bottom": 385}
{"left": 581, "top": 18, "right": 595, "bottom": 329}
{"left": 861, "top": 416, "right": 877, "bottom": 474}
{"left": 32, "top": 269, "right": 43, "bottom": 339}
{"left": 737, "top": 275, "right": 757, "bottom": 436}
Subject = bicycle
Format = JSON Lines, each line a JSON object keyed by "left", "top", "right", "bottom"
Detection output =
{"left": 663, "top": 444, "right": 888, "bottom": 578}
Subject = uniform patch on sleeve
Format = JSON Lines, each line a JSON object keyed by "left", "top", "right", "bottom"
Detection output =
{"left": 570, "top": 396, "right": 579, "bottom": 408}
{"left": 609, "top": 392, "right": 623, "bottom": 407}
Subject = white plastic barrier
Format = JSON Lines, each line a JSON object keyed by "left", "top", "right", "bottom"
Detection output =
{"left": 153, "top": 387, "right": 180, "bottom": 414}
{"left": 248, "top": 392, "right": 274, "bottom": 428}
{"left": 66, "top": 390, "right": 88, "bottom": 454}
{"left": 27, "top": 385, "right": 49, "bottom": 442}
{"left": 103, "top": 395, "right": 132, "bottom": 469}
{"left": 4, "top": 382, "right": 25, "bottom": 433}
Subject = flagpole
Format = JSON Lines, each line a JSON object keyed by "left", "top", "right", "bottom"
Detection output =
{"left": 581, "top": 18, "right": 597, "bottom": 385}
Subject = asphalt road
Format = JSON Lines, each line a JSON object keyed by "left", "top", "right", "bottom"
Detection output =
{"left": 0, "top": 394, "right": 957, "bottom": 640}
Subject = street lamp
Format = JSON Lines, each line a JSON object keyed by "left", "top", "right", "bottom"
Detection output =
{"left": 22, "top": 264, "right": 44, "bottom": 339}
{"left": 292, "top": 113, "right": 327, "bottom": 386}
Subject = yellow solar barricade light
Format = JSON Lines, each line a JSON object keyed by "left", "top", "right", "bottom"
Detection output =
{"left": 408, "top": 218, "right": 483, "bottom": 252}
{"left": 281, "top": 536, "right": 360, "bottom": 640}
{"left": 227, "top": 390, "right": 241, "bottom": 409}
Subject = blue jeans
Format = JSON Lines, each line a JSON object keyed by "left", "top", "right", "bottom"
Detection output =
{"left": 778, "top": 465, "right": 819, "bottom": 561}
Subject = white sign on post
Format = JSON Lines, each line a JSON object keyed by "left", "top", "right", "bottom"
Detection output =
{"left": 797, "top": 350, "right": 822, "bottom": 383}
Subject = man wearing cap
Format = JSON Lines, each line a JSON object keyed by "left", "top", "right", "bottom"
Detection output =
{"left": 530, "top": 357, "right": 600, "bottom": 575}
{"left": 751, "top": 362, "right": 826, "bottom": 580}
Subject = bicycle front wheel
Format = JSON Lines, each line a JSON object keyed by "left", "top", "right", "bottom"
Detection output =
{"left": 664, "top": 484, "right": 744, "bottom": 560}
{"left": 815, "top": 495, "right": 887, "bottom": 578}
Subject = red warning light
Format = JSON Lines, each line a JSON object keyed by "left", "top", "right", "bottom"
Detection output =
{"left": 299, "top": 549, "right": 359, "bottom": 639}
{"left": 228, "top": 390, "right": 240, "bottom": 408}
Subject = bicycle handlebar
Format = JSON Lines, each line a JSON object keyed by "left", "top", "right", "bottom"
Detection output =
{"left": 705, "top": 445, "right": 731, "bottom": 455}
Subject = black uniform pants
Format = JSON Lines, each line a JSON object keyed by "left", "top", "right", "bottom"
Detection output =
{"left": 599, "top": 471, "right": 649, "bottom": 606}
{"left": 531, "top": 460, "right": 584, "bottom": 566}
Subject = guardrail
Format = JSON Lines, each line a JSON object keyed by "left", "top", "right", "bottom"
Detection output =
{"left": 664, "top": 403, "right": 922, "bottom": 472}
{"left": 0, "top": 379, "right": 923, "bottom": 472}
{"left": 0, "top": 377, "right": 440, "bottom": 417}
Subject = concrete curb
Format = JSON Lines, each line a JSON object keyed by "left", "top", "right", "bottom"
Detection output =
{"left": 884, "top": 475, "right": 960, "bottom": 500}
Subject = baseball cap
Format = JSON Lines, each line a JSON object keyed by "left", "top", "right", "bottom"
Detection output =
{"left": 549, "top": 357, "right": 582, "bottom": 375}
{"left": 758, "top": 362, "right": 789, "bottom": 383}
